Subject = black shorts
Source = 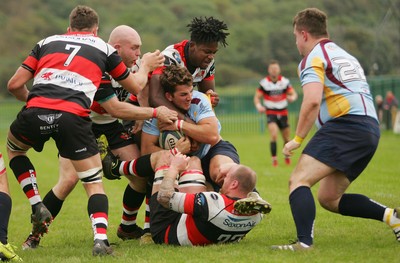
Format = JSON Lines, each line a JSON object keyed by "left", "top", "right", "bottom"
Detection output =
{"left": 149, "top": 193, "right": 181, "bottom": 245}
{"left": 201, "top": 140, "right": 240, "bottom": 191}
{"left": 91, "top": 120, "right": 136, "bottom": 150}
{"left": 266, "top": 114, "right": 289, "bottom": 129}
{"left": 10, "top": 107, "right": 98, "bottom": 160}
{"left": 303, "top": 115, "right": 380, "bottom": 182}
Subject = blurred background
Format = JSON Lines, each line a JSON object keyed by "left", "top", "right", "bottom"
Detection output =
{"left": 1, "top": 0, "right": 399, "bottom": 132}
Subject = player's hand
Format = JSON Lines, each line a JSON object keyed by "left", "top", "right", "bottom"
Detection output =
{"left": 170, "top": 153, "right": 190, "bottom": 172}
{"left": 190, "top": 138, "right": 200, "bottom": 153}
{"left": 131, "top": 120, "right": 143, "bottom": 134}
{"left": 158, "top": 119, "right": 176, "bottom": 132}
{"left": 155, "top": 106, "right": 178, "bottom": 124}
{"left": 282, "top": 140, "right": 301, "bottom": 156}
{"left": 176, "top": 137, "right": 191, "bottom": 154}
{"left": 206, "top": 89, "right": 219, "bottom": 107}
{"left": 141, "top": 50, "right": 165, "bottom": 72}
{"left": 256, "top": 104, "right": 265, "bottom": 113}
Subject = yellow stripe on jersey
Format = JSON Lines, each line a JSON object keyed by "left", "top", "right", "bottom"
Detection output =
{"left": 324, "top": 87, "right": 350, "bottom": 118}
{"left": 311, "top": 57, "right": 325, "bottom": 83}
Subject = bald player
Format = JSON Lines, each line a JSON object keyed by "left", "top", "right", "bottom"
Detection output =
{"left": 21, "top": 25, "right": 172, "bottom": 249}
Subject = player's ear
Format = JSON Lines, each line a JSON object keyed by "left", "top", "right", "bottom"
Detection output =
{"left": 165, "top": 92, "right": 173, "bottom": 102}
{"left": 231, "top": 179, "right": 239, "bottom": 190}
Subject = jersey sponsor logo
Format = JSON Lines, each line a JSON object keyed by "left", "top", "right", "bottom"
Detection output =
{"left": 223, "top": 218, "right": 257, "bottom": 228}
{"left": 41, "top": 72, "right": 53, "bottom": 80}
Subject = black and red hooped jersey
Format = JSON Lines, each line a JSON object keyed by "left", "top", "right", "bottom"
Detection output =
{"left": 91, "top": 61, "right": 140, "bottom": 124}
{"left": 258, "top": 75, "right": 294, "bottom": 116}
{"left": 166, "top": 191, "right": 263, "bottom": 245}
{"left": 22, "top": 32, "right": 130, "bottom": 117}
{"left": 152, "top": 40, "right": 215, "bottom": 84}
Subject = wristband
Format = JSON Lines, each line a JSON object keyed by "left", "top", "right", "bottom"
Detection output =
{"left": 152, "top": 108, "right": 157, "bottom": 118}
{"left": 175, "top": 120, "right": 184, "bottom": 134}
{"left": 169, "top": 147, "right": 179, "bottom": 156}
{"left": 293, "top": 135, "right": 304, "bottom": 144}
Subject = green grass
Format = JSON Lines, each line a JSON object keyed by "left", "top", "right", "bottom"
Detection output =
{"left": 1, "top": 101, "right": 400, "bottom": 262}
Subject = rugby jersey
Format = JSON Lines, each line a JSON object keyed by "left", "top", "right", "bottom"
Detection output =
{"left": 152, "top": 40, "right": 215, "bottom": 83}
{"left": 22, "top": 32, "right": 129, "bottom": 117}
{"left": 299, "top": 39, "right": 377, "bottom": 128}
{"left": 90, "top": 60, "right": 140, "bottom": 124}
{"left": 165, "top": 191, "right": 263, "bottom": 245}
{"left": 258, "top": 75, "right": 294, "bottom": 116}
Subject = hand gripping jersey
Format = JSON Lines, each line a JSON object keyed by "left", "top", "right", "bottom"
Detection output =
{"left": 152, "top": 40, "right": 215, "bottom": 85}
{"left": 166, "top": 191, "right": 263, "bottom": 245}
{"left": 258, "top": 75, "right": 294, "bottom": 116}
{"left": 22, "top": 32, "right": 130, "bottom": 117}
{"left": 299, "top": 39, "right": 377, "bottom": 128}
{"left": 90, "top": 60, "right": 140, "bottom": 124}
{"left": 142, "top": 90, "right": 221, "bottom": 158}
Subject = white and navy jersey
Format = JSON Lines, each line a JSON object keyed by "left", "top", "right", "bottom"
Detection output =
{"left": 299, "top": 39, "right": 377, "bottom": 128}
{"left": 152, "top": 40, "right": 215, "bottom": 85}
{"left": 258, "top": 75, "right": 294, "bottom": 116}
{"left": 166, "top": 191, "right": 263, "bottom": 245}
{"left": 23, "top": 32, "right": 130, "bottom": 117}
{"left": 90, "top": 60, "right": 140, "bottom": 124}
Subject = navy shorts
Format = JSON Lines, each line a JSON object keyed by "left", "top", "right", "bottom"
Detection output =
{"left": 267, "top": 114, "right": 289, "bottom": 129}
{"left": 92, "top": 120, "right": 136, "bottom": 150}
{"left": 303, "top": 115, "right": 380, "bottom": 182}
{"left": 10, "top": 107, "right": 98, "bottom": 160}
{"left": 201, "top": 140, "right": 240, "bottom": 190}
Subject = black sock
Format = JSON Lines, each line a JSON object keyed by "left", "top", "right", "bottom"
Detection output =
{"left": 43, "top": 189, "right": 64, "bottom": 218}
{"left": 270, "top": 141, "right": 277, "bottom": 157}
{"left": 0, "top": 192, "right": 11, "bottom": 244}
{"left": 338, "top": 193, "right": 386, "bottom": 221}
{"left": 120, "top": 185, "right": 145, "bottom": 232}
{"left": 289, "top": 186, "right": 315, "bottom": 246}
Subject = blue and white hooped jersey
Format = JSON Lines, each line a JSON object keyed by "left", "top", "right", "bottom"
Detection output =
{"left": 143, "top": 90, "right": 221, "bottom": 158}
{"left": 299, "top": 39, "right": 377, "bottom": 128}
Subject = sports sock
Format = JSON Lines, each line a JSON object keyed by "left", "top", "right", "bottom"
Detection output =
{"left": 289, "top": 186, "right": 315, "bottom": 246}
{"left": 338, "top": 193, "right": 386, "bottom": 220}
{"left": 120, "top": 185, "right": 145, "bottom": 232}
{"left": 143, "top": 183, "right": 152, "bottom": 233}
{"left": 0, "top": 192, "right": 11, "bottom": 244}
{"left": 270, "top": 141, "right": 277, "bottom": 157}
{"left": 9, "top": 155, "right": 42, "bottom": 208}
{"left": 114, "top": 154, "right": 154, "bottom": 179}
{"left": 42, "top": 189, "right": 64, "bottom": 219}
{"left": 88, "top": 194, "right": 109, "bottom": 241}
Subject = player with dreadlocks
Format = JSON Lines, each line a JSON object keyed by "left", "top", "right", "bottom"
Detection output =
{"left": 148, "top": 16, "right": 229, "bottom": 113}
{"left": 122, "top": 17, "right": 229, "bottom": 244}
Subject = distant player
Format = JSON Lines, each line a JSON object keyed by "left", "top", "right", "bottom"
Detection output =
{"left": 254, "top": 59, "right": 297, "bottom": 166}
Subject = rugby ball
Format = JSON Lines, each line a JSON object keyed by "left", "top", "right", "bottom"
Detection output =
{"left": 159, "top": 130, "right": 184, "bottom": 150}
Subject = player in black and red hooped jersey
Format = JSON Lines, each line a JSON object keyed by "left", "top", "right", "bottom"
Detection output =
{"left": 17, "top": 24, "right": 176, "bottom": 250}
{"left": 254, "top": 60, "right": 297, "bottom": 167}
{"left": 5, "top": 5, "right": 168, "bottom": 256}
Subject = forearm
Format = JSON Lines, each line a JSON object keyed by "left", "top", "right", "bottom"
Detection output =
{"left": 157, "top": 166, "right": 179, "bottom": 208}
{"left": 294, "top": 101, "right": 319, "bottom": 140}
{"left": 10, "top": 85, "right": 29, "bottom": 102}
{"left": 180, "top": 121, "right": 220, "bottom": 145}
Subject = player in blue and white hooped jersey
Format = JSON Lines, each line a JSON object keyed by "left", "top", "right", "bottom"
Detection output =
{"left": 272, "top": 7, "right": 400, "bottom": 251}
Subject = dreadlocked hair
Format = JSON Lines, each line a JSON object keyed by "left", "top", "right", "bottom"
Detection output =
{"left": 188, "top": 17, "right": 229, "bottom": 47}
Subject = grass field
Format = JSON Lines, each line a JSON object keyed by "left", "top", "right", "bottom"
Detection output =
{"left": 1, "top": 101, "right": 400, "bottom": 262}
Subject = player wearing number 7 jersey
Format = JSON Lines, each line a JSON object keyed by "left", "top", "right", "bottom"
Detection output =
{"left": 5, "top": 5, "right": 159, "bottom": 256}
{"left": 272, "top": 8, "right": 400, "bottom": 251}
